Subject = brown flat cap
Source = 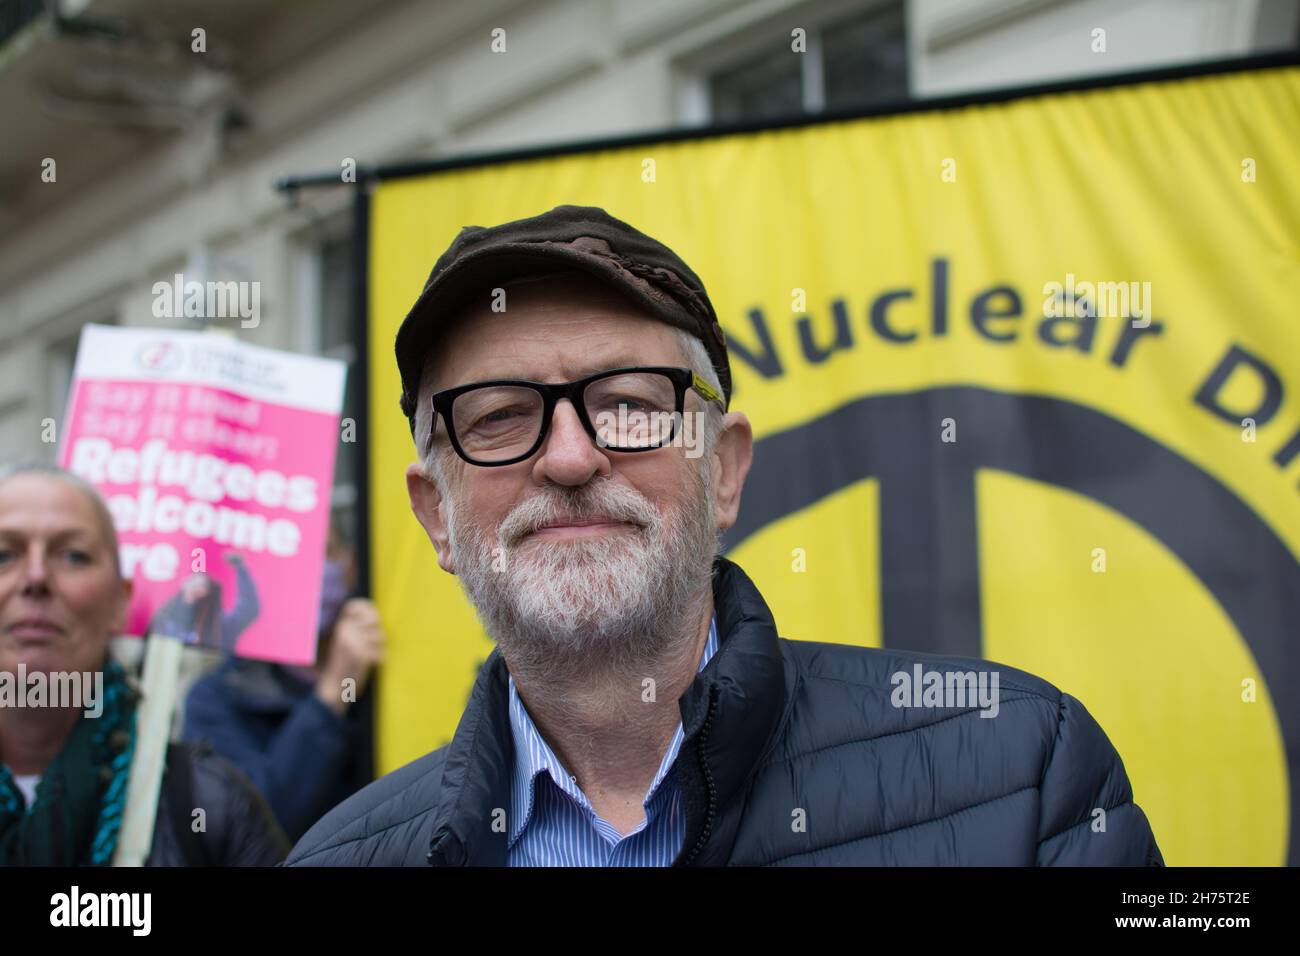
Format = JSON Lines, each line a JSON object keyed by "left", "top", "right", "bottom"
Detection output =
{"left": 394, "top": 204, "right": 731, "bottom": 432}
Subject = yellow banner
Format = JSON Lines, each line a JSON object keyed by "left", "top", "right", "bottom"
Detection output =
{"left": 368, "top": 65, "right": 1300, "bottom": 866}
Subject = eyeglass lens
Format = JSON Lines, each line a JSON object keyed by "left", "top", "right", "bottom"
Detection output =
{"left": 449, "top": 371, "right": 680, "bottom": 462}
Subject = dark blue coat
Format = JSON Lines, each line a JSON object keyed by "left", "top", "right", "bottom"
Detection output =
{"left": 285, "top": 557, "right": 1163, "bottom": 866}
{"left": 183, "top": 658, "right": 361, "bottom": 843}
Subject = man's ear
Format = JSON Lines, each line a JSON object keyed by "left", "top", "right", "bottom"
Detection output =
{"left": 406, "top": 461, "right": 455, "bottom": 574}
{"left": 710, "top": 411, "right": 753, "bottom": 533}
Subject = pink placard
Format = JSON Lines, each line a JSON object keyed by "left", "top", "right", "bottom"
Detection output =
{"left": 58, "top": 326, "right": 346, "bottom": 665}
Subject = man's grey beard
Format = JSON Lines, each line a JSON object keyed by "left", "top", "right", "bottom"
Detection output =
{"left": 446, "top": 466, "right": 719, "bottom": 686}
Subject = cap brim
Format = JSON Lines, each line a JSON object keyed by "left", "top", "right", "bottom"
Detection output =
{"left": 396, "top": 244, "right": 705, "bottom": 413}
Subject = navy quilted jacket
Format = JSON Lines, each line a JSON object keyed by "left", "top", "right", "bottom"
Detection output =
{"left": 285, "top": 556, "right": 1163, "bottom": 866}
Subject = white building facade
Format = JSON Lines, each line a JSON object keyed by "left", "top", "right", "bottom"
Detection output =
{"left": 1, "top": 0, "right": 1296, "bottom": 543}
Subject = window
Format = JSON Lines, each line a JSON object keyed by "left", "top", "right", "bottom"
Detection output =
{"left": 48, "top": 331, "right": 83, "bottom": 429}
{"left": 710, "top": 41, "right": 805, "bottom": 124}
{"left": 48, "top": 320, "right": 116, "bottom": 445}
{"left": 706, "top": 3, "right": 908, "bottom": 123}
{"left": 823, "top": 4, "right": 908, "bottom": 111}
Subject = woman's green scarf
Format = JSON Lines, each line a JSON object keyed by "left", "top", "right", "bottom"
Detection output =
{"left": 0, "top": 658, "right": 137, "bottom": 866}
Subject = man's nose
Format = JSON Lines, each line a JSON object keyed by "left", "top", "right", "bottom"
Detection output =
{"left": 532, "top": 399, "right": 610, "bottom": 487}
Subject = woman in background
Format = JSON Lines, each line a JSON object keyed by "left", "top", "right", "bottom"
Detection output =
{"left": 0, "top": 461, "right": 288, "bottom": 866}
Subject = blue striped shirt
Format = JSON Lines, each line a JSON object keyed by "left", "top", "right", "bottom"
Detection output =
{"left": 506, "top": 615, "right": 719, "bottom": 866}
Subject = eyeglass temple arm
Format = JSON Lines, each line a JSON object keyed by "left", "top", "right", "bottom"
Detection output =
{"left": 690, "top": 372, "right": 725, "bottom": 407}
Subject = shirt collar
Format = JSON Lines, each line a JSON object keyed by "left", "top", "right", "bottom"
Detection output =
{"left": 507, "top": 614, "right": 719, "bottom": 847}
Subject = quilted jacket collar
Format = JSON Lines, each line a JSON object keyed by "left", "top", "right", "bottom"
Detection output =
{"left": 425, "top": 556, "right": 789, "bottom": 866}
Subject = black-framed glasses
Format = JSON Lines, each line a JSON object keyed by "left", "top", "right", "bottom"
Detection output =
{"left": 426, "top": 365, "right": 725, "bottom": 466}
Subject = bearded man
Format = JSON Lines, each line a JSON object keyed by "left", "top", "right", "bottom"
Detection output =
{"left": 285, "top": 205, "right": 1162, "bottom": 867}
